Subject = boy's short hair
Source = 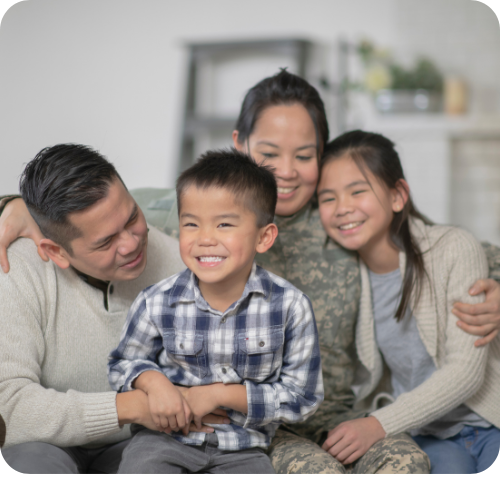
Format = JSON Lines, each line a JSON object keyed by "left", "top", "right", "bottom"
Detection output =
{"left": 19, "top": 143, "right": 125, "bottom": 255}
{"left": 176, "top": 148, "right": 277, "bottom": 227}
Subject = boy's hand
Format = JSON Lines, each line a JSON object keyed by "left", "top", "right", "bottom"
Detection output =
{"left": 321, "top": 416, "right": 386, "bottom": 465}
{"left": 182, "top": 384, "right": 222, "bottom": 430}
{"left": 134, "top": 371, "right": 192, "bottom": 432}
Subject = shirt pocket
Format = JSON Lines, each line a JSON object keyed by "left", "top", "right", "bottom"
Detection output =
{"left": 236, "top": 326, "right": 284, "bottom": 382}
{"left": 162, "top": 330, "right": 208, "bottom": 379}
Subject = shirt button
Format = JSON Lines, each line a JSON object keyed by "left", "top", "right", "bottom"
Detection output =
{"left": 221, "top": 367, "right": 227, "bottom": 374}
{"left": 109, "top": 285, "right": 114, "bottom": 294}
{"left": 259, "top": 341, "right": 265, "bottom": 347}
{"left": 221, "top": 317, "right": 226, "bottom": 323}
{"left": 179, "top": 343, "right": 184, "bottom": 349}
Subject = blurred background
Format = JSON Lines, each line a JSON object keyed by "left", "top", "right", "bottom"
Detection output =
{"left": 1, "top": 0, "right": 500, "bottom": 243}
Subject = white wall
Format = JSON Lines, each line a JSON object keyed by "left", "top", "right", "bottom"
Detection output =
{"left": 0, "top": 0, "right": 498, "bottom": 195}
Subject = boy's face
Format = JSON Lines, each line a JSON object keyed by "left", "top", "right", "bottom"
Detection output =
{"left": 178, "top": 185, "right": 272, "bottom": 294}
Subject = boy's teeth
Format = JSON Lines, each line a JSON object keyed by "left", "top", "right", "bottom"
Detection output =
{"left": 277, "top": 187, "right": 295, "bottom": 194}
{"left": 339, "top": 222, "right": 363, "bottom": 230}
{"left": 198, "top": 256, "right": 224, "bottom": 262}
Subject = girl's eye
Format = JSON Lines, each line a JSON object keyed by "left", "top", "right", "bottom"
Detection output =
{"left": 260, "top": 152, "right": 276, "bottom": 158}
{"left": 319, "top": 197, "right": 335, "bottom": 204}
{"left": 353, "top": 190, "right": 366, "bottom": 195}
{"left": 297, "top": 155, "right": 313, "bottom": 161}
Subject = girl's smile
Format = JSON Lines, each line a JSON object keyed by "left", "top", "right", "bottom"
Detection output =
{"left": 317, "top": 154, "right": 405, "bottom": 274}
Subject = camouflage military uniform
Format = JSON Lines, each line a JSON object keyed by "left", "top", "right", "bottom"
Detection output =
{"left": 131, "top": 188, "right": 499, "bottom": 474}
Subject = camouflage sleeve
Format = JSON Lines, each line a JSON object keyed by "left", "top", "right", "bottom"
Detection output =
{"left": 130, "top": 188, "right": 180, "bottom": 239}
{"left": 481, "top": 242, "right": 500, "bottom": 283}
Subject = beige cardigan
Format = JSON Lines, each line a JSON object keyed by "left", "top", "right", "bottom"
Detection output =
{"left": 352, "top": 218, "right": 500, "bottom": 436}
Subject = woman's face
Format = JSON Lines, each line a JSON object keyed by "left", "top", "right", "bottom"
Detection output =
{"left": 233, "top": 103, "right": 319, "bottom": 217}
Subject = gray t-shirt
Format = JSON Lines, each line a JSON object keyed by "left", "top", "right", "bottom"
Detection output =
{"left": 369, "top": 268, "right": 491, "bottom": 439}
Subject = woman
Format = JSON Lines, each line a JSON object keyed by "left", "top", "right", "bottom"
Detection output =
{"left": 1, "top": 70, "right": 500, "bottom": 473}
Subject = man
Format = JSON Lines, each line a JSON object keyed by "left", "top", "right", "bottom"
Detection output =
{"left": 0, "top": 144, "right": 224, "bottom": 473}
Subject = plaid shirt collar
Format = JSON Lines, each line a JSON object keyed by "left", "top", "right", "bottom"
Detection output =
{"left": 166, "top": 262, "right": 271, "bottom": 313}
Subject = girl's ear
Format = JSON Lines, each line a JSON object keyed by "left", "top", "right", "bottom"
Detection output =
{"left": 256, "top": 223, "right": 278, "bottom": 254}
{"left": 392, "top": 179, "right": 410, "bottom": 213}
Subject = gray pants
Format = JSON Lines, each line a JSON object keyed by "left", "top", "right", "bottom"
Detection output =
{"left": 118, "top": 429, "right": 275, "bottom": 474}
{"left": 2, "top": 439, "right": 131, "bottom": 474}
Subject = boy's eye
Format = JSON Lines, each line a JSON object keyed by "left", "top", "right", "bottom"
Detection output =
{"left": 183, "top": 222, "right": 197, "bottom": 228}
{"left": 217, "top": 223, "right": 233, "bottom": 228}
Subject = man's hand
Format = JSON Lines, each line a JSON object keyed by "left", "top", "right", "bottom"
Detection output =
{"left": 453, "top": 278, "right": 500, "bottom": 347}
{"left": 116, "top": 389, "right": 229, "bottom": 434}
{"left": 0, "top": 198, "right": 48, "bottom": 273}
{"left": 133, "top": 371, "right": 192, "bottom": 433}
{"left": 321, "top": 416, "right": 386, "bottom": 465}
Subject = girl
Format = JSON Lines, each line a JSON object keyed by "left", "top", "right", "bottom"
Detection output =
{"left": 1, "top": 72, "right": 500, "bottom": 473}
{"left": 317, "top": 130, "right": 500, "bottom": 473}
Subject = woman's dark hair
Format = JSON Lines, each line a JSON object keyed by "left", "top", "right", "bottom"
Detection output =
{"left": 234, "top": 69, "right": 329, "bottom": 160}
{"left": 321, "top": 130, "right": 432, "bottom": 321}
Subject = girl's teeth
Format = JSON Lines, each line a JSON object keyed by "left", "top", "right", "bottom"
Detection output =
{"left": 198, "top": 256, "right": 224, "bottom": 262}
{"left": 340, "top": 222, "right": 363, "bottom": 230}
{"left": 277, "top": 187, "right": 295, "bottom": 194}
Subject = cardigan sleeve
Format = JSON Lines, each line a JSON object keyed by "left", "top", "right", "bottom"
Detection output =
{"left": 0, "top": 247, "right": 120, "bottom": 448}
{"left": 371, "top": 228, "right": 489, "bottom": 436}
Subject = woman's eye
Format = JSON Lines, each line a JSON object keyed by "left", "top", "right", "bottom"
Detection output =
{"left": 353, "top": 190, "right": 366, "bottom": 195}
{"left": 297, "top": 156, "right": 313, "bottom": 161}
{"left": 260, "top": 152, "right": 276, "bottom": 158}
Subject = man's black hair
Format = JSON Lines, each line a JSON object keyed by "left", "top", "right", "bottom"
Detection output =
{"left": 176, "top": 148, "right": 277, "bottom": 227}
{"left": 19, "top": 143, "right": 125, "bottom": 255}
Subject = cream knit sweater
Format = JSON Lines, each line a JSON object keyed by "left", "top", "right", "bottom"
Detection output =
{"left": 353, "top": 218, "right": 500, "bottom": 436}
{"left": 0, "top": 226, "right": 184, "bottom": 449}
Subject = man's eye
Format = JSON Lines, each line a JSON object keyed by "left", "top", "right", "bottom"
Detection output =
{"left": 97, "top": 240, "right": 112, "bottom": 250}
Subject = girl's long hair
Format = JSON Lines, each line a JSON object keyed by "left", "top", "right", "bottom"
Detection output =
{"left": 322, "top": 130, "right": 432, "bottom": 320}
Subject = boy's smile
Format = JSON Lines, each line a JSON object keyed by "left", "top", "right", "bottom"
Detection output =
{"left": 178, "top": 185, "right": 277, "bottom": 311}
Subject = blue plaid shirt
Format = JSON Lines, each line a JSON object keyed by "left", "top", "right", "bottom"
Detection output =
{"left": 108, "top": 263, "right": 323, "bottom": 450}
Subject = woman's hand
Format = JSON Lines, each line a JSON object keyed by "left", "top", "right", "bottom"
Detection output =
{"left": 452, "top": 278, "right": 500, "bottom": 347}
{"left": 0, "top": 198, "right": 48, "bottom": 273}
{"left": 321, "top": 416, "right": 386, "bottom": 465}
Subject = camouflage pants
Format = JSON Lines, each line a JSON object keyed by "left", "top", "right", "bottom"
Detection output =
{"left": 268, "top": 428, "right": 430, "bottom": 474}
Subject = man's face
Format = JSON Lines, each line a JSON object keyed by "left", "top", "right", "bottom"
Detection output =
{"left": 62, "top": 178, "right": 148, "bottom": 282}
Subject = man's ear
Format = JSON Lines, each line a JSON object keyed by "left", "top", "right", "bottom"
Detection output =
{"left": 232, "top": 131, "right": 245, "bottom": 151}
{"left": 256, "top": 224, "right": 278, "bottom": 254}
{"left": 38, "top": 239, "right": 71, "bottom": 269}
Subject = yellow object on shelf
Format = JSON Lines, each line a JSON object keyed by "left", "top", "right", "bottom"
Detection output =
{"left": 444, "top": 77, "right": 467, "bottom": 115}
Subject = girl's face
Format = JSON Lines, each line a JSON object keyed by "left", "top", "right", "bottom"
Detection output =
{"left": 233, "top": 103, "right": 318, "bottom": 217}
{"left": 317, "top": 154, "right": 403, "bottom": 261}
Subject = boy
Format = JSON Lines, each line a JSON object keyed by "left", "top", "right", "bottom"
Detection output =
{"left": 108, "top": 149, "right": 323, "bottom": 474}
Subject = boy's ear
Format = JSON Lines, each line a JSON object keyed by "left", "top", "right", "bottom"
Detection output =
{"left": 39, "top": 239, "right": 71, "bottom": 269}
{"left": 256, "top": 223, "right": 278, "bottom": 254}
{"left": 392, "top": 179, "right": 410, "bottom": 213}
